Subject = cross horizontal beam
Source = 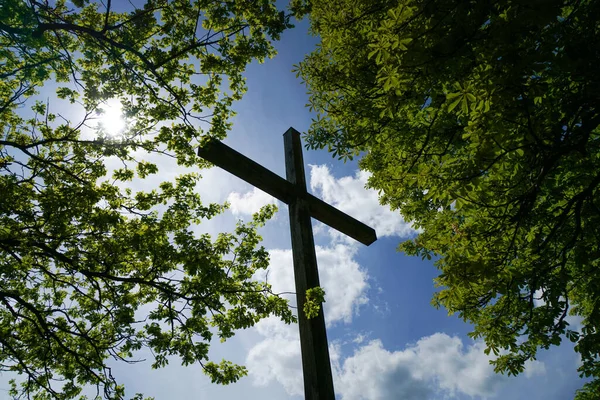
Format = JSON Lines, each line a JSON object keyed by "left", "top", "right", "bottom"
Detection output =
{"left": 197, "top": 139, "right": 377, "bottom": 246}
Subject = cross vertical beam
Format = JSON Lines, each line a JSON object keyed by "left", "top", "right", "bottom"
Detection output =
{"left": 284, "top": 128, "right": 335, "bottom": 400}
{"left": 197, "top": 127, "right": 377, "bottom": 399}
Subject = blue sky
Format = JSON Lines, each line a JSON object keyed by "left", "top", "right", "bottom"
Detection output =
{"left": 0, "top": 9, "right": 587, "bottom": 400}
{"left": 100, "top": 16, "right": 587, "bottom": 400}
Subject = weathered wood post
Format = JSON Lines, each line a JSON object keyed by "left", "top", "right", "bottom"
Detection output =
{"left": 284, "top": 128, "right": 335, "bottom": 399}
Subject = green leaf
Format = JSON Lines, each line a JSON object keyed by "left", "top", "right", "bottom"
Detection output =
{"left": 448, "top": 97, "right": 462, "bottom": 112}
{"left": 461, "top": 98, "right": 469, "bottom": 114}
{"left": 368, "top": 49, "right": 379, "bottom": 59}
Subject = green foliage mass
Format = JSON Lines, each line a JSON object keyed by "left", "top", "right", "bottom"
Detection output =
{"left": 0, "top": 0, "right": 294, "bottom": 398}
{"left": 304, "top": 286, "right": 326, "bottom": 319}
{"left": 295, "top": 0, "right": 600, "bottom": 397}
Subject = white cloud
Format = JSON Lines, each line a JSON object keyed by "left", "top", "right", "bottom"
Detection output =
{"left": 244, "top": 166, "right": 547, "bottom": 400}
{"left": 352, "top": 333, "right": 368, "bottom": 345}
{"left": 317, "top": 244, "right": 369, "bottom": 324}
{"left": 248, "top": 243, "right": 369, "bottom": 393}
{"left": 335, "top": 333, "right": 546, "bottom": 400}
{"left": 334, "top": 339, "right": 431, "bottom": 400}
{"left": 247, "top": 240, "right": 547, "bottom": 400}
{"left": 247, "top": 318, "right": 303, "bottom": 397}
{"left": 406, "top": 334, "right": 503, "bottom": 397}
{"left": 256, "top": 245, "right": 368, "bottom": 325}
{"left": 308, "top": 165, "right": 415, "bottom": 240}
{"left": 524, "top": 359, "right": 546, "bottom": 378}
{"left": 227, "top": 187, "right": 279, "bottom": 216}
{"left": 249, "top": 330, "right": 547, "bottom": 399}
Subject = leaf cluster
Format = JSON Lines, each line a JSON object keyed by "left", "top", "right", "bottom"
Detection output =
{"left": 1, "top": 0, "right": 294, "bottom": 398}
{"left": 303, "top": 286, "right": 326, "bottom": 319}
{"left": 297, "top": 0, "right": 600, "bottom": 396}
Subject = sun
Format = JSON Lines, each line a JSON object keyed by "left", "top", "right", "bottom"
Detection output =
{"left": 96, "top": 99, "right": 126, "bottom": 136}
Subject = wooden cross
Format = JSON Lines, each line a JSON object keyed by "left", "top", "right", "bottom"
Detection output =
{"left": 198, "top": 127, "right": 377, "bottom": 400}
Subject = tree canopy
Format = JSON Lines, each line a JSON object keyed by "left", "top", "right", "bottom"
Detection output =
{"left": 295, "top": 0, "right": 600, "bottom": 397}
{"left": 0, "top": 0, "right": 294, "bottom": 398}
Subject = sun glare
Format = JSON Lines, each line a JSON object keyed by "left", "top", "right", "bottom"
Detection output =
{"left": 97, "top": 99, "right": 126, "bottom": 136}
